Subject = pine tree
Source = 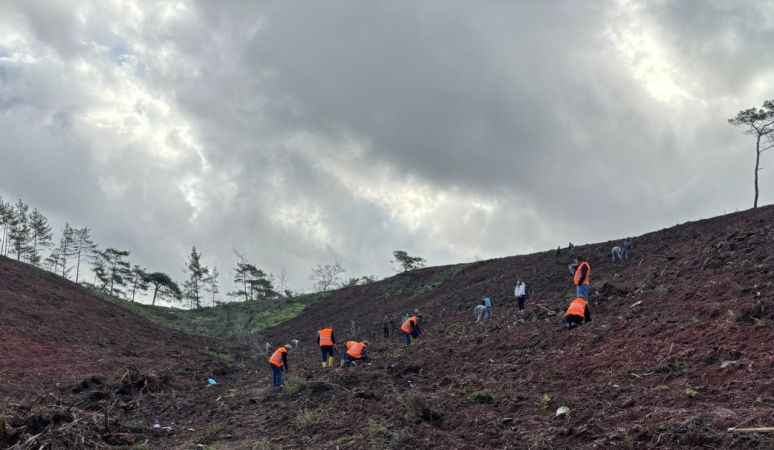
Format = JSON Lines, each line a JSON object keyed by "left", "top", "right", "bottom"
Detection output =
{"left": 94, "top": 248, "right": 131, "bottom": 298}
{"left": 92, "top": 253, "right": 108, "bottom": 289}
{"left": 183, "top": 246, "right": 209, "bottom": 309}
{"left": 229, "top": 255, "right": 275, "bottom": 302}
{"left": 9, "top": 199, "right": 31, "bottom": 261}
{"left": 53, "top": 224, "right": 76, "bottom": 278}
{"left": 128, "top": 265, "right": 150, "bottom": 302}
{"left": 204, "top": 266, "right": 220, "bottom": 307}
{"left": 28, "top": 208, "right": 53, "bottom": 266}
{"left": 147, "top": 272, "right": 181, "bottom": 306}
{"left": 72, "top": 227, "right": 97, "bottom": 284}
{"left": 0, "top": 199, "right": 12, "bottom": 256}
{"left": 45, "top": 249, "right": 63, "bottom": 273}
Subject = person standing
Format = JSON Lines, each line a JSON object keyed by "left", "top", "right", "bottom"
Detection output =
{"left": 514, "top": 280, "right": 528, "bottom": 310}
{"left": 317, "top": 326, "right": 336, "bottom": 368}
{"left": 382, "top": 314, "right": 394, "bottom": 339}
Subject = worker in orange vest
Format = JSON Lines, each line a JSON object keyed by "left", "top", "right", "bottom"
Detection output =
{"left": 400, "top": 314, "right": 422, "bottom": 346}
{"left": 342, "top": 340, "right": 369, "bottom": 366}
{"left": 268, "top": 344, "right": 291, "bottom": 390}
{"left": 573, "top": 256, "right": 591, "bottom": 299}
{"left": 564, "top": 297, "right": 592, "bottom": 329}
{"left": 317, "top": 326, "right": 336, "bottom": 368}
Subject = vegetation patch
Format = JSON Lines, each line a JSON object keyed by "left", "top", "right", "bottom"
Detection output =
{"left": 468, "top": 390, "right": 496, "bottom": 404}
{"left": 106, "top": 293, "right": 323, "bottom": 337}
{"left": 294, "top": 407, "right": 323, "bottom": 430}
{"left": 283, "top": 376, "right": 307, "bottom": 396}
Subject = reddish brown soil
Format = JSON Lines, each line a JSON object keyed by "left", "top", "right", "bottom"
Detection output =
{"left": 5, "top": 206, "right": 774, "bottom": 449}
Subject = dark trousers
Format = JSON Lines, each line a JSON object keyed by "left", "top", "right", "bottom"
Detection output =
{"left": 565, "top": 315, "right": 583, "bottom": 329}
{"left": 403, "top": 332, "right": 412, "bottom": 346}
{"left": 271, "top": 365, "right": 284, "bottom": 387}
{"left": 320, "top": 346, "right": 334, "bottom": 361}
{"left": 343, "top": 354, "right": 365, "bottom": 366}
{"left": 517, "top": 296, "right": 526, "bottom": 310}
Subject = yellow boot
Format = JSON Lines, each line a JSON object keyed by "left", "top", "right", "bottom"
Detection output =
{"left": 328, "top": 355, "right": 334, "bottom": 368}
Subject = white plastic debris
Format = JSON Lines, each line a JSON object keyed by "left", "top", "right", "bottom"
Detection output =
{"left": 556, "top": 406, "right": 571, "bottom": 417}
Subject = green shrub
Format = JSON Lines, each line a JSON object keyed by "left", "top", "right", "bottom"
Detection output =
{"left": 468, "top": 390, "right": 495, "bottom": 404}
{"left": 283, "top": 376, "right": 307, "bottom": 396}
{"left": 294, "top": 407, "right": 322, "bottom": 430}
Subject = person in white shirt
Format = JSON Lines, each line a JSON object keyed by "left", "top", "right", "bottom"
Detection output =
{"left": 514, "top": 280, "right": 528, "bottom": 310}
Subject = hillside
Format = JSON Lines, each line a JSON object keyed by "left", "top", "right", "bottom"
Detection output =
{"left": 4, "top": 206, "right": 774, "bottom": 449}
{"left": 0, "top": 256, "right": 235, "bottom": 444}
{"left": 104, "top": 292, "right": 324, "bottom": 338}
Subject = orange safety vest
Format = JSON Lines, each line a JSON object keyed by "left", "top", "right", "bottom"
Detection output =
{"left": 573, "top": 261, "right": 591, "bottom": 286}
{"left": 319, "top": 328, "right": 334, "bottom": 347}
{"left": 400, "top": 316, "right": 417, "bottom": 334}
{"left": 346, "top": 341, "right": 367, "bottom": 359}
{"left": 565, "top": 298, "right": 588, "bottom": 318}
{"left": 269, "top": 346, "right": 288, "bottom": 368}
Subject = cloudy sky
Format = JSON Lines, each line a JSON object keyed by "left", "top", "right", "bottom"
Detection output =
{"left": 1, "top": 0, "right": 773, "bottom": 299}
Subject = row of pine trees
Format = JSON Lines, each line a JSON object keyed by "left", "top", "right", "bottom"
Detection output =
{"left": 0, "top": 196, "right": 278, "bottom": 309}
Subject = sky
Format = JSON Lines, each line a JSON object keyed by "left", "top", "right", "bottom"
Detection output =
{"left": 1, "top": 0, "right": 773, "bottom": 301}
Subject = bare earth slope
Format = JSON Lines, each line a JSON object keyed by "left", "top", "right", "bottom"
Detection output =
{"left": 4, "top": 206, "right": 774, "bottom": 449}
{"left": 0, "top": 257, "right": 234, "bottom": 448}
{"left": 254, "top": 205, "right": 774, "bottom": 449}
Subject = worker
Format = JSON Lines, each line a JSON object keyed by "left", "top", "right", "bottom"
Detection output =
{"left": 474, "top": 302, "right": 486, "bottom": 322}
{"left": 483, "top": 296, "right": 493, "bottom": 320}
{"left": 317, "top": 326, "right": 336, "bottom": 368}
{"left": 400, "top": 314, "right": 422, "bottom": 346}
{"left": 514, "top": 280, "right": 528, "bottom": 311}
{"left": 573, "top": 256, "right": 591, "bottom": 298}
{"left": 564, "top": 297, "right": 592, "bottom": 329}
{"left": 268, "top": 344, "right": 291, "bottom": 391}
{"left": 342, "top": 340, "right": 369, "bottom": 366}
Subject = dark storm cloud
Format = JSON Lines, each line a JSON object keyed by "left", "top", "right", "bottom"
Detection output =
{"left": 1, "top": 0, "right": 773, "bottom": 298}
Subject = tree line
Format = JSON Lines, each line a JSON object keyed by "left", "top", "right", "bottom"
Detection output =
{"left": 0, "top": 197, "right": 281, "bottom": 309}
{"left": 0, "top": 196, "right": 429, "bottom": 309}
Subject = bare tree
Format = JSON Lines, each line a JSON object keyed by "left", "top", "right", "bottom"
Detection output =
{"left": 729, "top": 99, "right": 774, "bottom": 208}
{"left": 310, "top": 263, "right": 345, "bottom": 292}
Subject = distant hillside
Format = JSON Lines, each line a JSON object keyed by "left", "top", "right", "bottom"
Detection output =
{"left": 0, "top": 256, "right": 227, "bottom": 400}
{"left": 105, "top": 292, "right": 325, "bottom": 338}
